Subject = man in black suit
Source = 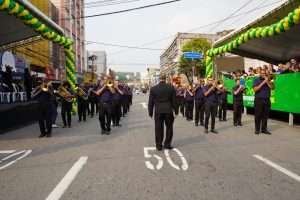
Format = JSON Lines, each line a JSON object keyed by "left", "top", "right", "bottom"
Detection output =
{"left": 148, "top": 74, "right": 178, "bottom": 151}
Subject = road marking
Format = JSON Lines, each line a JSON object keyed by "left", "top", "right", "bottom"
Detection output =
{"left": 0, "top": 150, "right": 32, "bottom": 170}
{"left": 144, "top": 147, "right": 188, "bottom": 171}
{"left": 46, "top": 156, "right": 88, "bottom": 200}
{"left": 0, "top": 150, "right": 16, "bottom": 154}
{"left": 140, "top": 102, "right": 147, "bottom": 109}
{"left": 253, "top": 154, "right": 300, "bottom": 182}
{"left": 144, "top": 147, "right": 163, "bottom": 170}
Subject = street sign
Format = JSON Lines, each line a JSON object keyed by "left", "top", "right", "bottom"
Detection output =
{"left": 183, "top": 52, "right": 203, "bottom": 59}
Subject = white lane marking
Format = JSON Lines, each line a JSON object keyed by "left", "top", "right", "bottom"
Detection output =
{"left": 0, "top": 150, "right": 32, "bottom": 170}
{"left": 173, "top": 148, "right": 189, "bottom": 171}
{"left": 1, "top": 150, "right": 26, "bottom": 161}
{"left": 144, "top": 147, "right": 163, "bottom": 170}
{"left": 140, "top": 102, "right": 147, "bottom": 109}
{"left": 253, "top": 154, "right": 300, "bottom": 182}
{"left": 0, "top": 150, "right": 16, "bottom": 154}
{"left": 164, "top": 149, "right": 180, "bottom": 170}
{"left": 46, "top": 156, "right": 88, "bottom": 200}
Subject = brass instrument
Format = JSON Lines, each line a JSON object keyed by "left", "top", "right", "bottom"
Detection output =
{"left": 77, "top": 87, "right": 88, "bottom": 100}
{"left": 268, "top": 74, "right": 276, "bottom": 83}
{"left": 31, "top": 82, "right": 51, "bottom": 97}
{"left": 217, "top": 80, "right": 224, "bottom": 89}
{"left": 58, "top": 85, "right": 73, "bottom": 102}
{"left": 105, "top": 78, "right": 114, "bottom": 88}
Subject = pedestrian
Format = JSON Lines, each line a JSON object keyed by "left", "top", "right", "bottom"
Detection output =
{"left": 95, "top": 76, "right": 114, "bottom": 135}
{"left": 233, "top": 78, "right": 245, "bottom": 126}
{"left": 194, "top": 78, "right": 205, "bottom": 126}
{"left": 203, "top": 78, "right": 218, "bottom": 134}
{"left": 148, "top": 74, "right": 178, "bottom": 151}
{"left": 253, "top": 69, "right": 275, "bottom": 135}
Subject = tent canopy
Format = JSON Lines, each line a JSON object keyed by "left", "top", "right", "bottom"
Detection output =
{"left": 213, "top": 0, "right": 300, "bottom": 64}
{"left": 0, "top": 0, "right": 63, "bottom": 47}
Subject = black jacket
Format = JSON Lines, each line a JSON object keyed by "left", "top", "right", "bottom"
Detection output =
{"left": 148, "top": 82, "right": 178, "bottom": 116}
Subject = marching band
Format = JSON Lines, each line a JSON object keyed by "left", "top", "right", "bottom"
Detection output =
{"left": 32, "top": 74, "right": 133, "bottom": 138}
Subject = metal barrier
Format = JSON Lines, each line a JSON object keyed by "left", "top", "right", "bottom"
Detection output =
{"left": 0, "top": 92, "right": 27, "bottom": 104}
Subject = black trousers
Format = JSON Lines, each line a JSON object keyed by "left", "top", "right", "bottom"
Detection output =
{"left": 26, "top": 89, "right": 32, "bottom": 101}
{"left": 233, "top": 101, "right": 243, "bottom": 125}
{"left": 154, "top": 113, "right": 174, "bottom": 148}
{"left": 61, "top": 101, "right": 72, "bottom": 127}
{"left": 89, "top": 98, "right": 97, "bottom": 117}
{"left": 218, "top": 101, "right": 227, "bottom": 120}
{"left": 78, "top": 100, "right": 87, "bottom": 121}
{"left": 122, "top": 98, "right": 128, "bottom": 116}
{"left": 185, "top": 100, "right": 194, "bottom": 120}
{"left": 204, "top": 102, "right": 217, "bottom": 130}
{"left": 38, "top": 103, "right": 52, "bottom": 136}
{"left": 195, "top": 99, "right": 205, "bottom": 125}
{"left": 177, "top": 97, "right": 185, "bottom": 116}
{"left": 112, "top": 100, "right": 122, "bottom": 125}
{"left": 254, "top": 98, "right": 270, "bottom": 132}
{"left": 99, "top": 102, "right": 112, "bottom": 131}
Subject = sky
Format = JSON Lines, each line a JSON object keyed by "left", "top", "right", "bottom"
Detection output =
{"left": 85, "top": 0, "right": 287, "bottom": 73}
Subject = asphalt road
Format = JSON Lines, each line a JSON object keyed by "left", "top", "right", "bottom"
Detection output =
{"left": 0, "top": 94, "right": 299, "bottom": 200}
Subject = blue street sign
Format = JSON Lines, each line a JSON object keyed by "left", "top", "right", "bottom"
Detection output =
{"left": 183, "top": 52, "right": 203, "bottom": 59}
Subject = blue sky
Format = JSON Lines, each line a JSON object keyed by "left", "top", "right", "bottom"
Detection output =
{"left": 85, "top": 0, "right": 287, "bottom": 73}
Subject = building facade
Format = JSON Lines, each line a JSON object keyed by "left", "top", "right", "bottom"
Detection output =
{"left": 87, "top": 51, "right": 107, "bottom": 76}
{"left": 50, "top": 0, "right": 86, "bottom": 78}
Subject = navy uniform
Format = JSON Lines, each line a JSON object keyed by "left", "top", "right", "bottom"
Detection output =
{"left": 217, "top": 87, "right": 228, "bottom": 121}
{"left": 203, "top": 82, "right": 218, "bottom": 134}
{"left": 112, "top": 83, "right": 123, "bottom": 126}
{"left": 233, "top": 80, "right": 244, "bottom": 126}
{"left": 148, "top": 75, "right": 178, "bottom": 151}
{"left": 184, "top": 87, "right": 194, "bottom": 121}
{"left": 176, "top": 86, "right": 185, "bottom": 117}
{"left": 253, "top": 73, "right": 274, "bottom": 134}
{"left": 60, "top": 85, "right": 74, "bottom": 128}
{"left": 77, "top": 86, "right": 88, "bottom": 122}
{"left": 194, "top": 83, "right": 205, "bottom": 126}
{"left": 33, "top": 83, "right": 53, "bottom": 137}
{"left": 97, "top": 85, "right": 114, "bottom": 134}
{"left": 88, "top": 84, "right": 97, "bottom": 118}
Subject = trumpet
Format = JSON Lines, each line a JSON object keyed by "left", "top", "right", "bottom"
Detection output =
{"left": 58, "top": 85, "right": 74, "bottom": 102}
{"left": 216, "top": 80, "right": 224, "bottom": 89}
{"left": 105, "top": 78, "right": 114, "bottom": 87}
{"left": 268, "top": 74, "right": 276, "bottom": 82}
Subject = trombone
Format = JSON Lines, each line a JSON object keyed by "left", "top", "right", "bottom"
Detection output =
{"left": 32, "top": 81, "right": 51, "bottom": 98}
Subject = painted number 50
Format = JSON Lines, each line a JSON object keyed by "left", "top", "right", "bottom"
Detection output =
{"left": 144, "top": 147, "right": 188, "bottom": 171}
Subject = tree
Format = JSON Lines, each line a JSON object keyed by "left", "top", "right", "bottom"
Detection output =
{"left": 178, "top": 38, "right": 211, "bottom": 84}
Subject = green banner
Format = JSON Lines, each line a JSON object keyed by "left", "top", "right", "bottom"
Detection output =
{"left": 223, "top": 73, "right": 300, "bottom": 114}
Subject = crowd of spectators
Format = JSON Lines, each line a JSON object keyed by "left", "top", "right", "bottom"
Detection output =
{"left": 229, "top": 58, "right": 299, "bottom": 79}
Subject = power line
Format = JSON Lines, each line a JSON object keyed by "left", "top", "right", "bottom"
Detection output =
{"left": 61, "top": 0, "right": 182, "bottom": 20}
{"left": 85, "top": 40, "right": 166, "bottom": 51}
{"left": 208, "top": 0, "right": 255, "bottom": 32}
{"left": 108, "top": 0, "right": 285, "bottom": 56}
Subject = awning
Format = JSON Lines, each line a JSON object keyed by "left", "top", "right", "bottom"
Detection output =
{"left": 213, "top": 0, "right": 300, "bottom": 64}
{"left": 0, "top": 0, "right": 63, "bottom": 48}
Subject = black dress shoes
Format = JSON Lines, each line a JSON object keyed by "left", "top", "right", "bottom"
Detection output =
{"left": 262, "top": 130, "right": 272, "bottom": 135}
{"left": 211, "top": 130, "right": 218, "bottom": 134}
{"left": 204, "top": 129, "right": 209, "bottom": 134}
{"left": 164, "top": 146, "right": 174, "bottom": 150}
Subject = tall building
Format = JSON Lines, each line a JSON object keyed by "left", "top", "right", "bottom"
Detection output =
{"left": 87, "top": 51, "right": 107, "bottom": 75}
{"left": 50, "top": 0, "right": 86, "bottom": 78}
{"left": 160, "top": 32, "right": 228, "bottom": 76}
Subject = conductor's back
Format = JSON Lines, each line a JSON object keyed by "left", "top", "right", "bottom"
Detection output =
{"left": 148, "top": 75, "right": 178, "bottom": 151}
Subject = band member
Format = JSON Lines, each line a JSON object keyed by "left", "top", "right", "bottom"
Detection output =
{"left": 184, "top": 84, "right": 194, "bottom": 121}
{"left": 203, "top": 78, "right": 219, "bottom": 134}
{"left": 59, "top": 82, "right": 75, "bottom": 128}
{"left": 148, "top": 74, "right": 178, "bottom": 151}
{"left": 32, "top": 80, "right": 52, "bottom": 137}
{"left": 88, "top": 82, "right": 97, "bottom": 118}
{"left": 121, "top": 84, "right": 129, "bottom": 116}
{"left": 77, "top": 84, "right": 88, "bottom": 122}
{"left": 217, "top": 82, "right": 228, "bottom": 121}
{"left": 96, "top": 76, "right": 115, "bottom": 135}
{"left": 112, "top": 80, "right": 124, "bottom": 127}
{"left": 233, "top": 78, "right": 245, "bottom": 126}
{"left": 194, "top": 78, "right": 205, "bottom": 126}
{"left": 253, "top": 69, "right": 275, "bottom": 135}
